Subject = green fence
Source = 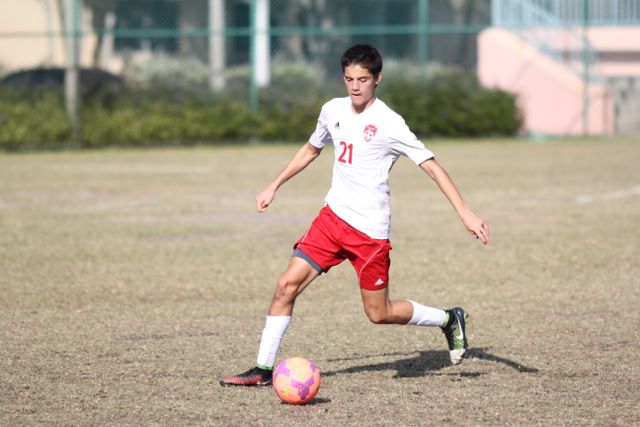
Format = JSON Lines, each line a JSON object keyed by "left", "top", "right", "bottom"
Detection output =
{"left": 1, "top": 1, "right": 491, "bottom": 94}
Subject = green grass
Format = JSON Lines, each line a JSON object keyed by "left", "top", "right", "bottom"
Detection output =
{"left": 1, "top": 138, "right": 639, "bottom": 425}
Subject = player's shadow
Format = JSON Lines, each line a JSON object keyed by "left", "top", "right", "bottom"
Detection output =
{"left": 322, "top": 347, "right": 538, "bottom": 379}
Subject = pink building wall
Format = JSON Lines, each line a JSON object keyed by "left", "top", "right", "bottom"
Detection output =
{"left": 588, "top": 27, "right": 640, "bottom": 77}
{"left": 478, "top": 27, "right": 616, "bottom": 136}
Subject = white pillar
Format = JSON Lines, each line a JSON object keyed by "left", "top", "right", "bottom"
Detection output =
{"left": 208, "top": 0, "right": 226, "bottom": 91}
{"left": 64, "top": 0, "right": 81, "bottom": 147}
{"left": 43, "top": 0, "right": 55, "bottom": 64}
{"left": 255, "top": 0, "right": 270, "bottom": 88}
{"left": 99, "top": 12, "right": 116, "bottom": 70}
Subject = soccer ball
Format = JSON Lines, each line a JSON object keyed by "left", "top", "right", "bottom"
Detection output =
{"left": 273, "top": 357, "right": 321, "bottom": 405}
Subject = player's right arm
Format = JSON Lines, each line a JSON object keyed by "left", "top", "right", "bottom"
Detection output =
{"left": 256, "top": 142, "right": 323, "bottom": 212}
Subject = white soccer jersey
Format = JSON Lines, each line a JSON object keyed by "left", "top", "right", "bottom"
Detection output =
{"left": 309, "top": 97, "right": 434, "bottom": 239}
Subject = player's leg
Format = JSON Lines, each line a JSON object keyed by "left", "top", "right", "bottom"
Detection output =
{"left": 360, "top": 288, "right": 445, "bottom": 326}
{"left": 220, "top": 256, "right": 320, "bottom": 386}
{"left": 404, "top": 298, "right": 469, "bottom": 365}
{"left": 268, "top": 255, "right": 320, "bottom": 316}
{"left": 353, "top": 238, "right": 468, "bottom": 365}
{"left": 360, "top": 287, "right": 413, "bottom": 324}
{"left": 351, "top": 238, "right": 421, "bottom": 325}
{"left": 360, "top": 287, "right": 468, "bottom": 364}
{"left": 221, "top": 206, "right": 344, "bottom": 386}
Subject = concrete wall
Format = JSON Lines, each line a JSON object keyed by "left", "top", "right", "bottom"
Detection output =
{"left": 478, "top": 27, "right": 616, "bottom": 136}
{"left": 0, "top": 1, "right": 98, "bottom": 72}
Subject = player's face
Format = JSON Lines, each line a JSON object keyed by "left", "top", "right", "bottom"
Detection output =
{"left": 343, "top": 64, "right": 381, "bottom": 113}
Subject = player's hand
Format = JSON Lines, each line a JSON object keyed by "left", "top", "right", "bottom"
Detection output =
{"left": 462, "top": 211, "right": 491, "bottom": 245}
{"left": 256, "top": 187, "right": 276, "bottom": 212}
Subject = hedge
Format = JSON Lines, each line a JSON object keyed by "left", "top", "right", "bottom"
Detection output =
{"left": 0, "top": 73, "right": 522, "bottom": 151}
{"left": 380, "top": 73, "right": 523, "bottom": 137}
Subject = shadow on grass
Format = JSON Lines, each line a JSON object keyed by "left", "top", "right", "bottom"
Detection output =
{"left": 284, "top": 397, "right": 332, "bottom": 406}
{"left": 467, "top": 347, "right": 539, "bottom": 374}
{"left": 322, "top": 347, "right": 538, "bottom": 379}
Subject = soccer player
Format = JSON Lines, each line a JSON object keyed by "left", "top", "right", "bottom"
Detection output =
{"left": 220, "top": 44, "right": 491, "bottom": 386}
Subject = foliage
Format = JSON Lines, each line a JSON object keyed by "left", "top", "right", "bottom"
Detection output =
{"left": 0, "top": 73, "right": 521, "bottom": 151}
{"left": 122, "top": 52, "right": 211, "bottom": 92}
{"left": 81, "top": 91, "right": 255, "bottom": 148}
{"left": 0, "top": 89, "right": 72, "bottom": 151}
{"left": 380, "top": 72, "right": 523, "bottom": 137}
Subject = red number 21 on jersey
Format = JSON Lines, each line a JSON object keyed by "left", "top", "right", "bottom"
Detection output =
{"left": 338, "top": 141, "right": 353, "bottom": 164}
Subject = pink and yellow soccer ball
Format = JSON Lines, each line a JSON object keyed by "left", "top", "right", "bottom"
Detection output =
{"left": 273, "top": 357, "right": 321, "bottom": 405}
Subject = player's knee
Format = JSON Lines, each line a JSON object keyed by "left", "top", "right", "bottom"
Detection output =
{"left": 275, "top": 275, "right": 302, "bottom": 302}
{"left": 364, "top": 306, "right": 391, "bottom": 324}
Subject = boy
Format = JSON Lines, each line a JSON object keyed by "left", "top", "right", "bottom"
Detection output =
{"left": 220, "top": 44, "right": 491, "bottom": 386}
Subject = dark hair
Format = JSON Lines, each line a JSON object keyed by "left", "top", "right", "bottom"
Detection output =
{"left": 341, "top": 44, "right": 383, "bottom": 76}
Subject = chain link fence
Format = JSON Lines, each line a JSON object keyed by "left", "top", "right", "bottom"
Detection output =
{"left": 1, "top": 0, "right": 491, "bottom": 95}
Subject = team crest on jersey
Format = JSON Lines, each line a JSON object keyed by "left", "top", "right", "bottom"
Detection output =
{"left": 363, "top": 124, "right": 377, "bottom": 142}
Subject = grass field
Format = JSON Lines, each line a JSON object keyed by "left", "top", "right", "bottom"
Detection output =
{"left": 1, "top": 138, "right": 639, "bottom": 425}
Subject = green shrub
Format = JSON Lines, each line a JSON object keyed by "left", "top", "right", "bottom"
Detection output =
{"left": 381, "top": 72, "right": 523, "bottom": 137}
{"left": 0, "top": 72, "right": 522, "bottom": 151}
{"left": 0, "top": 90, "right": 71, "bottom": 151}
{"left": 81, "top": 95, "right": 256, "bottom": 148}
{"left": 257, "top": 85, "right": 340, "bottom": 141}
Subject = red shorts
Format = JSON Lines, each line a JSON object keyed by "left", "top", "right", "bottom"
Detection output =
{"left": 294, "top": 205, "right": 392, "bottom": 291}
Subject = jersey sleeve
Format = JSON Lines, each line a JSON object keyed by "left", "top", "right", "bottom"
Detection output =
{"left": 388, "top": 117, "right": 435, "bottom": 165}
{"left": 309, "top": 103, "right": 333, "bottom": 148}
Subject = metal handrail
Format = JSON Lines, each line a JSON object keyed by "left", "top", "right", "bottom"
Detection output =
{"left": 492, "top": 0, "right": 600, "bottom": 82}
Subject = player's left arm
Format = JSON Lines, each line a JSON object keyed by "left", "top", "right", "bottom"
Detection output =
{"left": 419, "top": 158, "right": 491, "bottom": 245}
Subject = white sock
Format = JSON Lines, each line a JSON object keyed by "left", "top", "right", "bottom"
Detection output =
{"left": 256, "top": 315, "right": 291, "bottom": 369}
{"left": 406, "top": 300, "right": 446, "bottom": 327}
